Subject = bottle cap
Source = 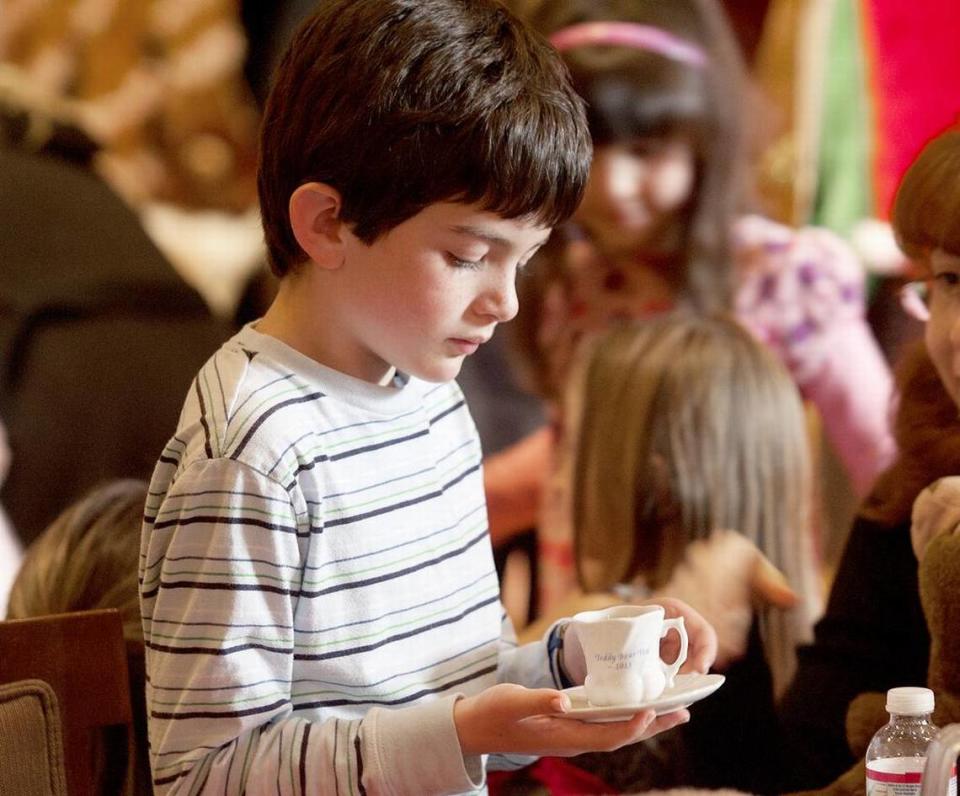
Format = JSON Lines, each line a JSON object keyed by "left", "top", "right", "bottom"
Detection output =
{"left": 886, "top": 687, "right": 935, "bottom": 715}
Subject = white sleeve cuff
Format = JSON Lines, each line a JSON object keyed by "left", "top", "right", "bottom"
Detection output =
{"left": 364, "top": 695, "right": 484, "bottom": 795}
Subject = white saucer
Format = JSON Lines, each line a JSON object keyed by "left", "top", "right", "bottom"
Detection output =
{"left": 558, "top": 672, "right": 725, "bottom": 723}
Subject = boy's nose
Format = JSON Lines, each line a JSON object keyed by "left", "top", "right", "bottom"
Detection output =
{"left": 477, "top": 272, "right": 519, "bottom": 323}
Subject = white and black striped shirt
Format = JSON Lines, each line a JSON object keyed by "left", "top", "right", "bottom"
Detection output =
{"left": 140, "top": 324, "right": 562, "bottom": 795}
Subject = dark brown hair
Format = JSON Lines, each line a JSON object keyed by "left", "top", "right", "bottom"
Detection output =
{"left": 258, "top": 0, "right": 591, "bottom": 276}
{"left": 892, "top": 129, "right": 960, "bottom": 261}
{"left": 861, "top": 340, "right": 960, "bottom": 526}
{"left": 513, "top": 0, "right": 747, "bottom": 312}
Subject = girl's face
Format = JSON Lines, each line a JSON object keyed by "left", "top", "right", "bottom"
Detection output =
{"left": 574, "top": 137, "right": 695, "bottom": 260}
{"left": 925, "top": 249, "right": 960, "bottom": 407}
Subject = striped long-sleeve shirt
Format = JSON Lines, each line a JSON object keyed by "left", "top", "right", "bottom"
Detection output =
{"left": 140, "top": 325, "right": 564, "bottom": 795}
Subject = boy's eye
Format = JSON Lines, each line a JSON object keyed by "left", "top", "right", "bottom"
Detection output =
{"left": 448, "top": 254, "right": 483, "bottom": 270}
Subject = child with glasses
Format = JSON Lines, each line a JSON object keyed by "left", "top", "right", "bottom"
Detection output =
{"left": 776, "top": 126, "right": 960, "bottom": 790}
{"left": 897, "top": 129, "right": 960, "bottom": 373}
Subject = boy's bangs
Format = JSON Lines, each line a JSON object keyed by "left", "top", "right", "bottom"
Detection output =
{"left": 456, "top": 101, "right": 592, "bottom": 229}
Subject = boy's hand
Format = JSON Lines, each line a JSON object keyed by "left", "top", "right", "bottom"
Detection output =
{"left": 560, "top": 597, "right": 717, "bottom": 685}
{"left": 453, "top": 684, "right": 689, "bottom": 757}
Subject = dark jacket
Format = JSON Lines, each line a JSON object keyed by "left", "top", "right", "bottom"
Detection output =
{"left": 776, "top": 514, "right": 929, "bottom": 791}
{"left": 0, "top": 144, "right": 230, "bottom": 543}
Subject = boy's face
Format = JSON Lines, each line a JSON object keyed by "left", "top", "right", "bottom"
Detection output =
{"left": 338, "top": 202, "right": 550, "bottom": 383}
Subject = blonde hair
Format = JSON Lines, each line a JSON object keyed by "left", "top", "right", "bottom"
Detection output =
{"left": 7, "top": 479, "right": 146, "bottom": 644}
{"left": 572, "top": 313, "right": 814, "bottom": 687}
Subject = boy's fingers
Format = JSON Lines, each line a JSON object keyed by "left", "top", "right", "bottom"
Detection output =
{"left": 558, "top": 708, "right": 656, "bottom": 745}
{"left": 626, "top": 708, "right": 658, "bottom": 734}
{"left": 603, "top": 708, "right": 655, "bottom": 738}
{"left": 645, "top": 708, "right": 690, "bottom": 736}
{"left": 512, "top": 687, "right": 570, "bottom": 718}
{"left": 752, "top": 555, "right": 798, "bottom": 609}
{"left": 599, "top": 708, "right": 663, "bottom": 746}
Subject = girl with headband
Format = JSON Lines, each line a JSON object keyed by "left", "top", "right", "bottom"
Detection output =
{"left": 487, "top": 0, "right": 895, "bottom": 622}
{"left": 480, "top": 1, "right": 897, "bottom": 792}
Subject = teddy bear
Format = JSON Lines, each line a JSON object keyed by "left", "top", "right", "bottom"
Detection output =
{"left": 794, "top": 476, "right": 960, "bottom": 796}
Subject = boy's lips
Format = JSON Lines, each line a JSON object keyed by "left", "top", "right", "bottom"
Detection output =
{"left": 448, "top": 336, "right": 489, "bottom": 354}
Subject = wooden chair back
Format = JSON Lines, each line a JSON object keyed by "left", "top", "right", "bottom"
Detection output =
{"left": 0, "top": 678, "right": 68, "bottom": 795}
{"left": 0, "top": 608, "right": 134, "bottom": 795}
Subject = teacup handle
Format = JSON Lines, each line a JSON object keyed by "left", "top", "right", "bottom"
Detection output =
{"left": 659, "top": 617, "right": 688, "bottom": 687}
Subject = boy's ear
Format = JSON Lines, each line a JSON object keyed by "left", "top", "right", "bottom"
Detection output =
{"left": 289, "top": 182, "right": 346, "bottom": 270}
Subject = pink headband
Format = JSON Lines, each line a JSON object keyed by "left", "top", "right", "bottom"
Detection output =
{"left": 548, "top": 22, "right": 708, "bottom": 67}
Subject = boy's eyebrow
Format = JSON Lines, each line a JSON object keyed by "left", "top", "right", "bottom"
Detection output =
{"left": 450, "top": 224, "right": 551, "bottom": 251}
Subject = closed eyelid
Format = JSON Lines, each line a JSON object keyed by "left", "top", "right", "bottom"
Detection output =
{"left": 447, "top": 253, "right": 483, "bottom": 269}
{"left": 446, "top": 243, "right": 487, "bottom": 261}
{"left": 449, "top": 224, "right": 549, "bottom": 256}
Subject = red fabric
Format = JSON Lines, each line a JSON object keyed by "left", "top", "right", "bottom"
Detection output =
{"left": 488, "top": 758, "right": 617, "bottom": 795}
{"left": 864, "top": 0, "right": 960, "bottom": 218}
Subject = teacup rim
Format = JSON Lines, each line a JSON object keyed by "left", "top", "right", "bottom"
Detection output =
{"left": 571, "top": 604, "right": 664, "bottom": 624}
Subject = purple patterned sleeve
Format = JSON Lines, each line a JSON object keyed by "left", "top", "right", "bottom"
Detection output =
{"left": 733, "top": 216, "right": 895, "bottom": 496}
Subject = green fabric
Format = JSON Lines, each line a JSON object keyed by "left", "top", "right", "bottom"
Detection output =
{"left": 812, "top": 0, "right": 873, "bottom": 238}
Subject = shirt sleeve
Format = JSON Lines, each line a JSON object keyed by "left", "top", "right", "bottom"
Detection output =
{"left": 494, "top": 605, "right": 568, "bottom": 691}
{"left": 485, "top": 607, "right": 571, "bottom": 773}
{"left": 141, "top": 457, "right": 482, "bottom": 795}
{"left": 734, "top": 216, "right": 896, "bottom": 496}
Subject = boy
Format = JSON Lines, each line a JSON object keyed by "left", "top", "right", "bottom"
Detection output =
{"left": 140, "top": 1, "right": 715, "bottom": 792}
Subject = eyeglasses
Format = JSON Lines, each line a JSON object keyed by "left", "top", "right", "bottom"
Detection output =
{"left": 900, "top": 280, "right": 931, "bottom": 322}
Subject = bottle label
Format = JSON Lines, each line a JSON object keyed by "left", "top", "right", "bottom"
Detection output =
{"left": 866, "top": 758, "right": 957, "bottom": 796}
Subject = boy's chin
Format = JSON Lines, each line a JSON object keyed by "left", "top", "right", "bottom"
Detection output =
{"left": 408, "top": 356, "right": 466, "bottom": 384}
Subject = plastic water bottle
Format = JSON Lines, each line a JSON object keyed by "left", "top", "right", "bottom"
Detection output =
{"left": 865, "top": 687, "right": 955, "bottom": 796}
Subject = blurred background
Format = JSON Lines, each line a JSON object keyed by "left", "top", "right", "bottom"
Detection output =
{"left": 0, "top": 0, "right": 958, "bottom": 615}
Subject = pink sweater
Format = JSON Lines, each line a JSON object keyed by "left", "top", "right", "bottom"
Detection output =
{"left": 732, "top": 215, "right": 895, "bottom": 495}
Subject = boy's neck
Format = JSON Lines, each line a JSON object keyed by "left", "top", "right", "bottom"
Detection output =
{"left": 255, "top": 269, "right": 397, "bottom": 386}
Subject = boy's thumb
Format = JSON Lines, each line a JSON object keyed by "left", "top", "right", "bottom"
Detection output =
{"left": 525, "top": 687, "right": 571, "bottom": 717}
{"left": 493, "top": 684, "right": 571, "bottom": 719}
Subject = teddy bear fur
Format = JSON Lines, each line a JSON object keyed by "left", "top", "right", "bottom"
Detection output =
{"left": 792, "top": 478, "right": 960, "bottom": 796}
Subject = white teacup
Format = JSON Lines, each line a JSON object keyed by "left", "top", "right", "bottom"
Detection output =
{"left": 569, "top": 604, "right": 688, "bottom": 707}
